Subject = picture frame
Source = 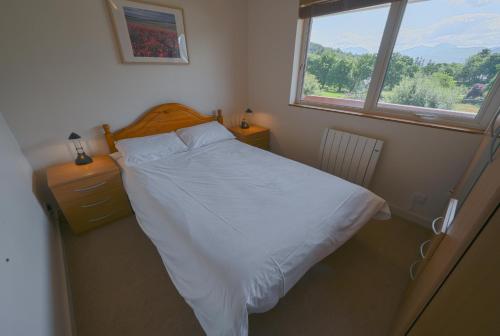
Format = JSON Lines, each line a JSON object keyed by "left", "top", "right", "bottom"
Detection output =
{"left": 107, "top": 0, "right": 189, "bottom": 64}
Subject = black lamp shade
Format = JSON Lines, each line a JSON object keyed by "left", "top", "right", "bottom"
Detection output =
{"left": 245, "top": 108, "right": 253, "bottom": 114}
{"left": 68, "top": 132, "right": 81, "bottom": 140}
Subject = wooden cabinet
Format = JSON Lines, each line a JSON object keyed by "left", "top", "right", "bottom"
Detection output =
{"left": 229, "top": 125, "right": 270, "bottom": 150}
{"left": 47, "top": 155, "right": 132, "bottom": 234}
{"left": 409, "top": 207, "right": 500, "bottom": 335}
{"left": 390, "top": 154, "right": 500, "bottom": 335}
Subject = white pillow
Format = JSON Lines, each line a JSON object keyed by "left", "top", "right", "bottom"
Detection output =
{"left": 115, "top": 132, "right": 188, "bottom": 166}
{"left": 176, "top": 121, "right": 235, "bottom": 149}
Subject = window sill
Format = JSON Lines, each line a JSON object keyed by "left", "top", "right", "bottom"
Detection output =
{"left": 289, "top": 103, "right": 484, "bottom": 135}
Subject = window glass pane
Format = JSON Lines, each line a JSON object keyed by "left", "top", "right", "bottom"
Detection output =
{"left": 378, "top": 0, "right": 500, "bottom": 116}
{"left": 302, "top": 5, "right": 390, "bottom": 107}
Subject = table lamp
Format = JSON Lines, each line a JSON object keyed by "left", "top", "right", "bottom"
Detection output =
{"left": 240, "top": 108, "right": 253, "bottom": 129}
{"left": 68, "top": 132, "right": 93, "bottom": 165}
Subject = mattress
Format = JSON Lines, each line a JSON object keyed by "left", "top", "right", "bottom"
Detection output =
{"left": 116, "top": 139, "right": 390, "bottom": 335}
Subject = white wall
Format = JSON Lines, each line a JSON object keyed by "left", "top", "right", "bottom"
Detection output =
{"left": 0, "top": 1, "right": 483, "bottom": 333}
{"left": 0, "top": 0, "right": 484, "bottom": 224}
{"left": 0, "top": 112, "right": 71, "bottom": 336}
{"left": 0, "top": 0, "right": 248, "bottom": 197}
{"left": 0, "top": 0, "right": 245, "bottom": 330}
{"left": 247, "top": 0, "right": 482, "bottom": 224}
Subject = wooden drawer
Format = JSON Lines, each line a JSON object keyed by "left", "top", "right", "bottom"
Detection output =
{"left": 57, "top": 183, "right": 126, "bottom": 209}
{"left": 47, "top": 156, "right": 132, "bottom": 234}
{"left": 51, "top": 173, "right": 122, "bottom": 204}
{"left": 245, "top": 138, "right": 270, "bottom": 150}
{"left": 229, "top": 125, "right": 270, "bottom": 150}
{"left": 237, "top": 132, "right": 270, "bottom": 149}
{"left": 60, "top": 192, "right": 132, "bottom": 234}
{"left": 238, "top": 131, "right": 268, "bottom": 141}
{"left": 63, "top": 205, "right": 132, "bottom": 234}
{"left": 59, "top": 190, "right": 130, "bottom": 219}
{"left": 253, "top": 131, "right": 270, "bottom": 142}
{"left": 51, "top": 171, "right": 133, "bottom": 234}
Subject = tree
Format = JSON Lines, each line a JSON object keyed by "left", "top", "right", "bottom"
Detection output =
{"left": 306, "top": 49, "right": 355, "bottom": 92}
{"left": 307, "top": 53, "right": 326, "bottom": 86}
{"left": 303, "top": 73, "right": 321, "bottom": 96}
{"left": 350, "top": 53, "right": 376, "bottom": 91}
{"left": 305, "top": 42, "right": 499, "bottom": 105}
{"left": 385, "top": 73, "right": 463, "bottom": 110}
{"left": 422, "top": 62, "right": 463, "bottom": 80}
{"left": 480, "top": 53, "right": 500, "bottom": 83}
{"left": 459, "top": 49, "right": 500, "bottom": 86}
{"left": 330, "top": 57, "right": 354, "bottom": 92}
{"left": 306, "top": 51, "right": 336, "bottom": 89}
{"left": 431, "top": 72, "right": 456, "bottom": 88}
{"left": 485, "top": 68, "right": 499, "bottom": 96}
{"left": 384, "top": 54, "right": 419, "bottom": 89}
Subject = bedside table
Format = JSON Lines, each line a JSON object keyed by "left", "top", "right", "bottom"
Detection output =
{"left": 47, "top": 155, "right": 133, "bottom": 234}
{"left": 229, "top": 125, "right": 270, "bottom": 150}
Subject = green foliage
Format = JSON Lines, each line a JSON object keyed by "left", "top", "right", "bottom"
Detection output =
{"left": 351, "top": 53, "right": 376, "bottom": 91}
{"left": 385, "top": 73, "right": 464, "bottom": 110}
{"left": 303, "top": 73, "right": 321, "bottom": 96}
{"left": 310, "top": 50, "right": 354, "bottom": 91}
{"left": 431, "top": 72, "right": 456, "bottom": 88}
{"left": 306, "top": 51, "right": 333, "bottom": 88}
{"left": 306, "top": 48, "right": 374, "bottom": 93}
{"left": 330, "top": 57, "right": 354, "bottom": 92}
{"left": 459, "top": 49, "right": 500, "bottom": 86}
{"left": 422, "top": 62, "right": 463, "bottom": 79}
{"left": 384, "top": 53, "right": 419, "bottom": 89}
{"left": 304, "top": 43, "right": 500, "bottom": 111}
{"left": 485, "top": 71, "right": 498, "bottom": 96}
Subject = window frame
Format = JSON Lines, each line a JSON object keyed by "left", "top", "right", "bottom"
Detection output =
{"left": 293, "top": 0, "right": 500, "bottom": 131}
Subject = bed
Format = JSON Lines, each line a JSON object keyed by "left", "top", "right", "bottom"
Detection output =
{"left": 103, "top": 103, "right": 390, "bottom": 336}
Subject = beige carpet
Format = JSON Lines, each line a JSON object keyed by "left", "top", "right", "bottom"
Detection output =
{"left": 62, "top": 215, "right": 430, "bottom": 336}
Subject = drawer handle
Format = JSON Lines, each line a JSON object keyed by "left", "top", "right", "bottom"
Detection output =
{"left": 432, "top": 217, "right": 444, "bottom": 234}
{"left": 88, "top": 212, "right": 114, "bottom": 223}
{"left": 410, "top": 260, "right": 421, "bottom": 280}
{"left": 80, "top": 197, "right": 111, "bottom": 208}
{"left": 420, "top": 239, "right": 431, "bottom": 259}
{"left": 74, "top": 181, "right": 107, "bottom": 192}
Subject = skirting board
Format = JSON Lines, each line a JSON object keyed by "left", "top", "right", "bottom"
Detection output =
{"left": 51, "top": 208, "right": 76, "bottom": 336}
{"left": 389, "top": 203, "right": 433, "bottom": 229}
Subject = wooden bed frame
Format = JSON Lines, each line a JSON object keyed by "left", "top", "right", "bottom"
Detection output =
{"left": 103, "top": 103, "right": 223, "bottom": 153}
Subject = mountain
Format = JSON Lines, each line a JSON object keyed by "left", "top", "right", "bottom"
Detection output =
{"left": 399, "top": 44, "right": 490, "bottom": 64}
{"left": 309, "top": 42, "right": 500, "bottom": 63}
{"left": 341, "top": 47, "right": 369, "bottom": 55}
{"left": 309, "top": 42, "right": 326, "bottom": 54}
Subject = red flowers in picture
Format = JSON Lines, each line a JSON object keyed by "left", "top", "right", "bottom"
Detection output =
{"left": 124, "top": 6, "right": 181, "bottom": 59}
{"left": 126, "top": 22, "right": 180, "bottom": 58}
{"left": 110, "top": 2, "right": 188, "bottom": 63}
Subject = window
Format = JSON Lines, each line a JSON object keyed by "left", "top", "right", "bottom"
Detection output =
{"left": 294, "top": 0, "right": 500, "bottom": 130}
{"left": 302, "top": 4, "right": 391, "bottom": 108}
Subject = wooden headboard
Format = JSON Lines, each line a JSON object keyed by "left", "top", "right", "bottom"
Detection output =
{"left": 102, "top": 103, "right": 223, "bottom": 153}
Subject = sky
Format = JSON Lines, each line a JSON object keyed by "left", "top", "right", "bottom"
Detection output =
{"left": 124, "top": 6, "right": 177, "bottom": 26}
{"left": 310, "top": 0, "right": 500, "bottom": 52}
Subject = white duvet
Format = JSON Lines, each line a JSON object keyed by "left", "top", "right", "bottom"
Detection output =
{"left": 117, "top": 139, "right": 390, "bottom": 336}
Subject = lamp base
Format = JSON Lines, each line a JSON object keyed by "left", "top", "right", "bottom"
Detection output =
{"left": 75, "top": 153, "right": 93, "bottom": 165}
{"left": 240, "top": 120, "right": 250, "bottom": 129}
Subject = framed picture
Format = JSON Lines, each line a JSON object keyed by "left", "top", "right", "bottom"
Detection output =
{"left": 108, "top": 0, "right": 189, "bottom": 64}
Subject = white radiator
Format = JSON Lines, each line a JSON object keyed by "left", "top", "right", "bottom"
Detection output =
{"left": 319, "top": 129, "right": 383, "bottom": 188}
